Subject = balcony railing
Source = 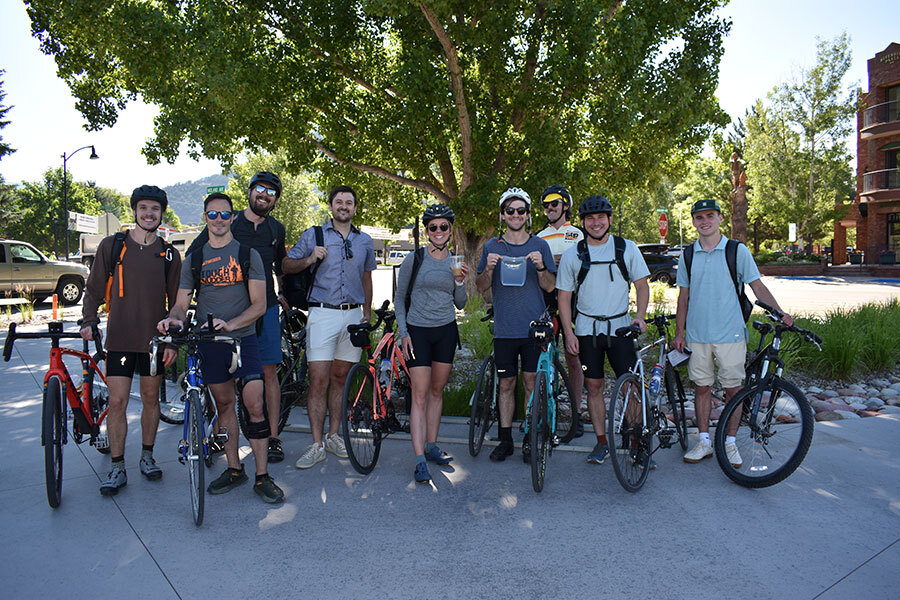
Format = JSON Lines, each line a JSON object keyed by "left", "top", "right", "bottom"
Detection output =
{"left": 863, "top": 100, "right": 900, "bottom": 128}
{"left": 863, "top": 168, "right": 900, "bottom": 193}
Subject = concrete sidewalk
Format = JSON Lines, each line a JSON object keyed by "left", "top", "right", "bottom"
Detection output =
{"left": 2, "top": 330, "right": 899, "bottom": 599}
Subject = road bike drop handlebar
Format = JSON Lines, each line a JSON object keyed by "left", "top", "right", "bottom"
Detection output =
{"left": 4, "top": 320, "right": 104, "bottom": 363}
{"left": 753, "top": 300, "right": 823, "bottom": 350}
{"left": 148, "top": 314, "right": 242, "bottom": 377}
{"left": 347, "top": 299, "right": 393, "bottom": 339}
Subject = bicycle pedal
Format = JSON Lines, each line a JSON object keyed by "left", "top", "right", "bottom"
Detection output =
{"left": 657, "top": 429, "right": 675, "bottom": 448}
{"left": 94, "top": 433, "right": 109, "bottom": 450}
{"left": 551, "top": 435, "right": 561, "bottom": 447}
{"left": 215, "top": 431, "right": 229, "bottom": 444}
{"left": 178, "top": 440, "right": 188, "bottom": 459}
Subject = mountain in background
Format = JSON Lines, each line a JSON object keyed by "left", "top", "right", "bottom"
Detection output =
{"left": 165, "top": 174, "right": 229, "bottom": 225}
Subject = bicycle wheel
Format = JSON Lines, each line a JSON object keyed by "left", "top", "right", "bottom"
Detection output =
{"left": 469, "top": 354, "right": 496, "bottom": 457}
{"left": 552, "top": 356, "right": 578, "bottom": 443}
{"left": 202, "top": 389, "right": 216, "bottom": 468}
{"left": 90, "top": 385, "right": 111, "bottom": 454}
{"left": 529, "top": 374, "right": 550, "bottom": 493}
{"left": 186, "top": 390, "right": 205, "bottom": 526}
{"left": 341, "top": 363, "right": 381, "bottom": 474}
{"left": 42, "top": 375, "right": 64, "bottom": 509}
{"left": 665, "top": 366, "right": 688, "bottom": 451}
{"left": 607, "top": 373, "right": 651, "bottom": 493}
{"left": 277, "top": 345, "right": 308, "bottom": 432}
{"left": 159, "top": 370, "right": 186, "bottom": 425}
{"left": 714, "top": 378, "right": 814, "bottom": 488}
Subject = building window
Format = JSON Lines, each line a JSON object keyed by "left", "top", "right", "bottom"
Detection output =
{"left": 888, "top": 149, "right": 899, "bottom": 189}
{"left": 888, "top": 85, "right": 900, "bottom": 122}
{"left": 888, "top": 213, "right": 900, "bottom": 253}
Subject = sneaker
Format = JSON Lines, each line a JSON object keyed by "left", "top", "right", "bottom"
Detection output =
{"left": 295, "top": 443, "right": 326, "bottom": 469}
{"left": 521, "top": 438, "right": 531, "bottom": 464}
{"left": 100, "top": 466, "right": 127, "bottom": 496}
{"left": 586, "top": 443, "right": 609, "bottom": 464}
{"left": 267, "top": 438, "right": 285, "bottom": 463}
{"left": 683, "top": 440, "right": 714, "bottom": 463}
{"left": 725, "top": 441, "right": 743, "bottom": 467}
{"left": 423, "top": 445, "right": 453, "bottom": 465}
{"left": 489, "top": 440, "right": 515, "bottom": 462}
{"left": 324, "top": 433, "right": 348, "bottom": 458}
{"left": 207, "top": 465, "right": 248, "bottom": 494}
{"left": 414, "top": 462, "right": 431, "bottom": 484}
{"left": 253, "top": 474, "right": 285, "bottom": 504}
{"left": 139, "top": 456, "right": 162, "bottom": 480}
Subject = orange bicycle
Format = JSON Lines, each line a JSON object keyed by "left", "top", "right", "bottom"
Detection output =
{"left": 341, "top": 300, "right": 411, "bottom": 474}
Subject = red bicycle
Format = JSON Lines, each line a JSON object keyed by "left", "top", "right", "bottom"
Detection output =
{"left": 341, "top": 301, "right": 411, "bottom": 474}
{"left": 4, "top": 321, "right": 108, "bottom": 508}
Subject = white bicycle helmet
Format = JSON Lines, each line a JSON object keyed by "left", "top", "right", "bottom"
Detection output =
{"left": 498, "top": 187, "right": 531, "bottom": 209}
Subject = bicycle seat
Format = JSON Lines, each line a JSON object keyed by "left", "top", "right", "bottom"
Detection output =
{"left": 615, "top": 324, "right": 642, "bottom": 339}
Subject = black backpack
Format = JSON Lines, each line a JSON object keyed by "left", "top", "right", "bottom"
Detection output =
{"left": 682, "top": 238, "right": 753, "bottom": 322}
{"left": 571, "top": 235, "right": 630, "bottom": 319}
{"left": 103, "top": 231, "right": 176, "bottom": 311}
{"left": 282, "top": 226, "right": 324, "bottom": 310}
{"left": 189, "top": 240, "right": 262, "bottom": 334}
{"left": 404, "top": 247, "right": 426, "bottom": 312}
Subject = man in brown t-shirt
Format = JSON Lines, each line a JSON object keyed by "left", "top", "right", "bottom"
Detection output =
{"left": 81, "top": 185, "right": 182, "bottom": 496}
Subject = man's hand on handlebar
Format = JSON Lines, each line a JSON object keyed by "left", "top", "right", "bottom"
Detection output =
{"left": 157, "top": 317, "right": 183, "bottom": 334}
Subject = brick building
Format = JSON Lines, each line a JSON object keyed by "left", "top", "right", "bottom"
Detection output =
{"left": 834, "top": 42, "right": 900, "bottom": 265}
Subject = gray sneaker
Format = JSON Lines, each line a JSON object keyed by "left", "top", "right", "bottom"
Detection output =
{"left": 139, "top": 456, "right": 162, "bottom": 480}
{"left": 324, "top": 433, "right": 348, "bottom": 458}
{"left": 295, "top": 443, "right": 326, "bottom": 469}
{"left": 100, "top": 466, "right": 127, "bottom": 496}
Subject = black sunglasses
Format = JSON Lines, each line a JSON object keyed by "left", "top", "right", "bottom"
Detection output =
{"left": 428, "top": 223, "right": 450, "bottom": 232}
{"left": 343, "top": 238, "right": 353, "bottom": 259}
{"left": 542, "top": 200, "right": 561, "bottom": 209}
{"left": 504, "top": 207, "right": 529, "bottom": 216}
{"left": 253, "top": 184, "right": 277, "bottom": 197}
{"left": 205, "top": 210, "right": 233, "bottom": 220}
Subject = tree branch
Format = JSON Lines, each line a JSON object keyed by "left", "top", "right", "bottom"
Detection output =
{"left": 419, "top": 2, "right": 474, "bottom": 192}
{"left": 436, "top": 147, "right": 459, "bottom": 198}
{"left": 510, "top": 0, "right": 547, "bottom": 131}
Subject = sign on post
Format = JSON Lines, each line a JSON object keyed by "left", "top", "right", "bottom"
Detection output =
{"left": 789, "top": 223, "right": 797, "bottom": 242}
{"left": 206, "top": 185, "right": 226, "bottom": 194}
{"left": 658, "top": 212, "right": 669, "bottom": 241}
{"left": 67, "top": 211, "right": 99, "bottom": 234}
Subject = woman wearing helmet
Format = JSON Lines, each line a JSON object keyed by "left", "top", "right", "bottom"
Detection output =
{"left": 394, "top": 203, "right": 468, "bottom": 483}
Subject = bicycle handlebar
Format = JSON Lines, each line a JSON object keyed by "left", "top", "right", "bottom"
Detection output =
{"left": 753, "top": 300, "right": 822, "bottom": 350}
{"left": 349, "top": 299, "right": 393, "bottom": 334}
{"left": 3, "top": 321, "right": 103, "bottom": 363}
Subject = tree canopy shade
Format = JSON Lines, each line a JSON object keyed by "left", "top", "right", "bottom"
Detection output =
{"left": 27, "top": 0, "right": 730, "bottom": 254}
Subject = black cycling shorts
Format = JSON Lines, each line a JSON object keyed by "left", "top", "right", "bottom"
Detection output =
{"left": 577, "top": 334, "right": 636, "bottom": 380}
{"left": 406, "top": 322, "right": 459, "bottom": 368}
{"left": 493, "top": 337, "right": 540, "bottom": 379}
{"left": 106, "top": 351, "right": 153, "bottom": 379}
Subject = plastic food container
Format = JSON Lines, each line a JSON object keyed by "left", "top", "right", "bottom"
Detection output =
{"left": 500, "top": 256, "right": 527, "bottom": 286}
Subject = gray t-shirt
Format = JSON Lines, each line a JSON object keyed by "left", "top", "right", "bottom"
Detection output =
{"left": 179, "top": 240, "right": 265, "bottom": 339}
{"left": 477, "top": 235, "right": 556, "bottom": 339}
{"left": 394, "top": 250, "right": 467, "bottom": 338}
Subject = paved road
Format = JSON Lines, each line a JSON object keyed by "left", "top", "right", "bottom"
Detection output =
{"left": 2, "top": 327, "right": 899, "bottom": 599}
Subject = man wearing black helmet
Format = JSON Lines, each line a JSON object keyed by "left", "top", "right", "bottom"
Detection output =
{"left": 557, "top": 196, "right": 650, "bottom": 466}
{"left": 186, "top": 171, "right": 289, "bottom": 463}
{"left": 81, "top": 185, "right": 182, "bottom": 496}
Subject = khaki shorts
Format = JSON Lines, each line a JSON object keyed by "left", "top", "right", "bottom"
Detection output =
{"left": 306, "top": 306, "right": 364, "bottom": 363}
{"left": 686, "top": 341, "right": 745, "bottom": 388}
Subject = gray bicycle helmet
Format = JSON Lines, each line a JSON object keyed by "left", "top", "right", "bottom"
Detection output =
{"left": 422, "top": 203, "right": 455, "bottom": 225}
{"left": 578, "top": 195, "right": 613, "bottom": 218}
{"left": 130, "top": 185, "right": 168, "bottom": 212}
{"left": 249, "top": 171, "right": 282, "bottom": 197}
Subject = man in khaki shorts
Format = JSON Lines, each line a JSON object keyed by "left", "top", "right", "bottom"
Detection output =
{"left": 672, "top": 199, "right": 792, "bottom": 467}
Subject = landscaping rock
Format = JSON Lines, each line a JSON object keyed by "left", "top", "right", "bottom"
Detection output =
{"left": 811, "top": 401, "right": 850, "bottom": 413}
{"left": 880, "top": 406, "right": 900, "bottom": 415}
{"left": 881, "top": 388, "right": 899, "bottom": 398}
{"left": 866, "top": 388, "right": 882, "bottom": 398}
{"left": 834, "top": 410, "right": 861, "bottom": 420}
{"left": 841, "top": 395, "right": 866, "bottom": 405}
{"left": 870, "top": 378, "right": 891, "bottom": 388}
{"left": 815, "top": 411, "right": 841, "bottom": 421}
{"left": 835, "top": 388, "right": 856, "bottom": 396}
{"left": 864, "top": 398, "right": 886, "bottom": 410}
{"left": 887, "top": 397, "right": 900, "bottom": 407}
{"left": 848, "top": 402, "right": 868, "bottom": 411}
{"left": 822, "top": 390, "right": 839, "bottom": 398}
{"left": 849, "top": 384, "right": 867, "bottom": 394}
{"left": 858, "top": 410, "right": 881, "bottom": 418}
{"left": 807, "top": 385, "right": 824, "bottom": 394}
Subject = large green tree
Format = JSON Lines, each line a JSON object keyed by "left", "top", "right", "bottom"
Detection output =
{"left": 27, "top": 0, "right": 730, "bottom": 262}
{"left": 0, "top": 70, "right": 15, "bottom": 162}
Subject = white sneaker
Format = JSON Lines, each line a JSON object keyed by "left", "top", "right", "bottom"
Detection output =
{"left": 725, "top": 441, "right": 743, "bottom": 467}
{"left": 325, "top": 433, "right": 348, "bottom": 458}
{"left": 295, "top": 443, "right": 326, "bottom": 469}
{"left": 683, "top": 439, "right": 714, "bottom": 463}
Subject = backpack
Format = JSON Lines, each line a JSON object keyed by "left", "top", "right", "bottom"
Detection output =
{"left": 282, "top": 226, "right": 324, "bottom": 310}
{"left": 190, "top": 240, "right": 262, "bottom": 334}
{"left": 103, "top": 231, "right": 176, "bottom": 311}
{"left": 682, "top": 238, "right": 753, "bottom": 322}
{"left": 571, "top": 235, "right": 630, "bottom": 320}
{"left": 404, "top": 247, "right": 426, "bottom": 312}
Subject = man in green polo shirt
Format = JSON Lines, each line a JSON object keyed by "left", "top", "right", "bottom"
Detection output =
{"left": 672, "top": 199, "right": 793, "bottom": 467}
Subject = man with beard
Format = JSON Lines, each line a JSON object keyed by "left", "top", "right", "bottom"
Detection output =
{"left": 557, "top": 196, "right": 650, "bottom": 466}
{"left": 81, "top": 185, "right": 182, "bottom": 496}
{"left": 283, "top": 185, "right": 376, "bottom": 469}
{"left": 476, "top": 188, "right": 556, "bottom": 462}
{"left": 186, "top": 172, "right": 289, "bottom": 463}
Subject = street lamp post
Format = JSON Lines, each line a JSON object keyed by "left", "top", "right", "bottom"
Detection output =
{"left": 61, "top": 144, "right": 99, "bottom": 261}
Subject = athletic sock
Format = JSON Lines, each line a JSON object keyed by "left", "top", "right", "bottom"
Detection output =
{"left": 141, "top": 445, "right": 153, "bottom": 459}
{"left": 111, "top": 456, "right": 125, "bottom": 469}
{"left": 699, "top": 432, "right": 710, "bottom": 445}
{"left": 416, "top": 455, "right": 426, "bottom": 465}
{"left": 596, "top": 434, "right": 608, "bottom": 446}
{"left": 499, "top": 427, "right": 512, "bottom": 443}
{"left": 725, "top": 435, "right": 736, "bottom": 445}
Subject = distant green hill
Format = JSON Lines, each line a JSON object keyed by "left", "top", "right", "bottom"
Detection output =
{"left": 165, "top": 174, "right": 229, "bottom": 225}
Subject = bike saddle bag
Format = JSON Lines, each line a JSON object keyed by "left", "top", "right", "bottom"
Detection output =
{"left": 347, "top": 324, "right": 371, "bottom": 348}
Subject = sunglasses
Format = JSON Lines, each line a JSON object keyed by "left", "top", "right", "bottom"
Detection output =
{"left": 205, "top": 210, "right": 233, "bottom": 220}
{"left": 428, "top": 223, "right": 450, "bottom": 232}
{"left": 504, "top": 207, "right": 529, "bottom": 216}
{"left": 542, "top": 200, "right": 561, "bottom": 209}
{"left": 254, "top": 184, "right": 277, "bottom": 197}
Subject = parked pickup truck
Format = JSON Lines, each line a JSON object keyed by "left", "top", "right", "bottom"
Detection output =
{"left": 0, "top": 239, "right": 90, "bottom": 305}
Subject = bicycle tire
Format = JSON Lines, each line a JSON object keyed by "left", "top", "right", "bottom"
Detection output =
{"left": 607, "top": 372, "right": 651, "bottom": 493}
{"left": 341, "top": 363, "right": 381, "bottom": 474}
{"left": 187, "top": 390, "right": 205, "bottom": 526}
{"left": 714, "top": 377, "right": 814, "bottom": 488}
{"left": 665, "top": 365, "right": 688, "bottom": 451}
{"left": 202, "top": 389, "right": 216, "bottom": 468}
{"left": 469, "top": 354, "right": 495, "bottom": 457}
{"left": 43, "top": 375, "right": 64, "bottom": 509}
{"left": 91, "top": 386, "right": 111, "bottom": 454}
{"left": 552, "top": 356, "right": 578, "bottom": 443}
{"left": 277, "top": 345, "right": 308, "bottom": 431}
{"left": 159, "top": 370, "right": 186, "bottom": 425}
{"left": 529, "top": 374, "right": 550, "bottom": 493}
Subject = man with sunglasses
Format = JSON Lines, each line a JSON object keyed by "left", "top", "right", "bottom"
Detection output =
{"left": 160, "top": 192, "right": 284, "bottom": 503}
{"left": 283, "top": 185, "right": 377, "bottom": 470}
{"left": 536, "top": 184, "right": 585, "bottom": 438}
{"left": 476, "top": 187, "right": 556, "bottom": 462}
{"left": 186, "top": 172, "right": 289, "bottom": 463}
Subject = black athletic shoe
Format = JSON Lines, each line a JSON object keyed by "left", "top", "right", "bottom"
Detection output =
{"left": 573, "top": 419, "right": 585, "bottom": 438}
{"left": 253, "top": 474, "right": 285, "bottom": 504}
{"left": 267, "top": 438, "right": 284, "bottom": 463}
{"left": 489, "top": 441, "right": 515, "bottom": 462}
{"left": 207, "top": 465, "right": 248, "bottom": 495}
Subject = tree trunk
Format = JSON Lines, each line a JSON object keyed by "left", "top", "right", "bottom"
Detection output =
{"left": 454, "top": 226, "right": 493, "bottom": 302}
{"left": 731, "top": 186, "right": 748, "bottom": 244}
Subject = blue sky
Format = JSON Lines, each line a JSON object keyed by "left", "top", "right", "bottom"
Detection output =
{"left": 0, "top": 0, "right": 896, "bottom": 194}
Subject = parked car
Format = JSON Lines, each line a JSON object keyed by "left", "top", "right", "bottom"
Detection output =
{"left": 640, "top": 249, "right": 678, "bottom": 286}
{"left": 386, "top": 250, "right": 409, "bottom": 265}
{"left": 0, "top": 239, "right": 90, "bottom": 305}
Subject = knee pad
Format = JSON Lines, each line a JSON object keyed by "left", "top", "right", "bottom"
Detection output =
{"left": 237, "top": 373, "right": 262, "bottom": 391}
{"left": 245, "top": 419, "right": 271, "bottom": 440}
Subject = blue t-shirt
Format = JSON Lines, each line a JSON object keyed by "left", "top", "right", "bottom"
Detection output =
{"left": 477, "top": 235, "right": 556, "bottom": 339}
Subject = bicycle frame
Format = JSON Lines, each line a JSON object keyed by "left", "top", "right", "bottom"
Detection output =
{"left": 523, "top": 335, "right": 561, "bottom": 440}
{"left": 355, "top": 321, "right": 410, "bottom": 425}
{"left": 619, "top": 333, "right": 668, "bottom": 437}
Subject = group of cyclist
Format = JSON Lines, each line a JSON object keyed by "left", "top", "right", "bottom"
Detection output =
{"left": 81, "top": 170, "right": 794, "bottom": 502}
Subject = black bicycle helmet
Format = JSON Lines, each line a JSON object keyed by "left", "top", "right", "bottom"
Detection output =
{"left": 578, "top": 195, "right": 613, "bottom": 218}
{"left": 540, "top": 184, "right": 572, "bottom": 206}
{"left": 249, "top": 171, "right": 282, "bottom": 197}
{"left": 422, "top": 203, "right": 455, "bottom": 225}
{"left": 130, "top": 185, "right": 168, "bottom": 212}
